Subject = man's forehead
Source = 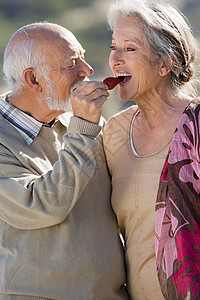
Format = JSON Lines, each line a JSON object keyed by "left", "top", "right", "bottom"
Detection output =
{"left": 67, "top": 45, "right": 85, "bottom": 59}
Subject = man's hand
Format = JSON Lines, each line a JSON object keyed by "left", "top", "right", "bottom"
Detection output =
{"left": 70, "top": 81, "right": 109, "bottom": 124}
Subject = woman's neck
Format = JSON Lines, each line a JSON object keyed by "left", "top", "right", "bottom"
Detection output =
{"left": 131, "top": 92, "right": 192, "bottom": 156}
{"left": 135, "top": 90, "right": 192, "bottom": 130}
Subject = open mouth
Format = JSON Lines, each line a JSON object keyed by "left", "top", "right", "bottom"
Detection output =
{"left": 115, "top": 73, "right": 132, "bottom": 85}
{"left": 103, "top": 74, "right": 132, "bottom": 90}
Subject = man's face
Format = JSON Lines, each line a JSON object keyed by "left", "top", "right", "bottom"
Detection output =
{"left": 38, "top": 74, "right": 74, "bottom": 112}
{"left": 40, "top": 29, "right": 94, "bottom": 112}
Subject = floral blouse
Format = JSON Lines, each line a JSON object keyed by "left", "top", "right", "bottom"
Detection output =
{"left": 155, "top": 99, "right": 200, "bottom": 299}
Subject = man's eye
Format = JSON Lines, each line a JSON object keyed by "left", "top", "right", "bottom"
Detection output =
{"left": 68, "top": 60, "right": 76, "bottom": 69}
{"left": 110, "top": 45, "right": 116, "bottom": 50}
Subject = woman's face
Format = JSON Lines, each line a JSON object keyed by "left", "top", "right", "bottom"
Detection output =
{"left": 109, "top": 16, "right": 162, "bottom": 101}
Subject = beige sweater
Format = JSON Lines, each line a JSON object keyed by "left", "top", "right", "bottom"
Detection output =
{"left": 103, "top": 105, "right": 169, "bottom": 300}
{"left": 0, "top": 115, "right": 129, "bottom": 300}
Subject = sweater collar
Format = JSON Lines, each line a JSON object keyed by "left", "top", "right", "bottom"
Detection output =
{"left": 0, "top": 94, "right": 71, "bottom": 145}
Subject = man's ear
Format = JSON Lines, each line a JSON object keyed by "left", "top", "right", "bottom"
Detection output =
{"left": 22, "top": 68, "right": 42, "bottom": 93}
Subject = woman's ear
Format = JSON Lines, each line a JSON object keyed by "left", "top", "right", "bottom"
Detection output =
{"left": 159, "top": 58, "right": 172, "bottom": 77}
{"left": 22, "top": 68, "right": 42, "bottom": 93}
{"left": 159, "top": 55, "right": 175, "bottom": 77}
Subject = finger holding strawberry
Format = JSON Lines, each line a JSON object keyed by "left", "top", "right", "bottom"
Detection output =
{"left": 70, "top": 81, "right": 110, "bottom": 124}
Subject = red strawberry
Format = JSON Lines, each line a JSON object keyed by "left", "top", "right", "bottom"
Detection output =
{"left": 103, "top": 76, "right": 125, "bottom": 90}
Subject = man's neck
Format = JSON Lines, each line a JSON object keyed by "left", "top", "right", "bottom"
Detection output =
{"left": 8, "top": 92, "right": 64, "bottom": 125}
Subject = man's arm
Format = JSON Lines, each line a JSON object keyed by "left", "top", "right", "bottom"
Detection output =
{"left": 0, "top": 117, "right": 101, "bottom": 229}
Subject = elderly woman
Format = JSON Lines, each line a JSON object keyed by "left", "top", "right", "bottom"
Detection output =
{"left": 102, "top": 0, "right": 199, "bottom": 299}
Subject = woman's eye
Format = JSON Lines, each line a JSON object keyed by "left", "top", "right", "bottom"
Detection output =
{"left": 127, "top": 47, "right": 136, "bottom": 52}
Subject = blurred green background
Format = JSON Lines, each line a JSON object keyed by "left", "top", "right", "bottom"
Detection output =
{"left": 0, "top": 0, "right": 199, "bottom": 119}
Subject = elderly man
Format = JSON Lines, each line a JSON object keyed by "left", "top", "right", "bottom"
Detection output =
{"left": 0, "top": 22, "right": 129, "bottom": 300}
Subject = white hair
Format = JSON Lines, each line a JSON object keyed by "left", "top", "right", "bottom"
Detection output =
{"left": 107, "top": 0, "right": 199, "bottom": 97}
{"left": 2, "top": 22, "right": 84, "bottom": 112}
{"left": 3, "top": 29, "right": 50, "bottom": 92}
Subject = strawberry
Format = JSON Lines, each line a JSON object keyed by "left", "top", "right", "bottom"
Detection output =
{"left": 103, "top": 76, "right": 125, "bottom": 90}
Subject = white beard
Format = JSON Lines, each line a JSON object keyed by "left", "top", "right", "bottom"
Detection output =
{"left": 38, "top": 77, "right": 89, "bottom": 112}
{"left": 38, "top": 80, "right": 83, "bottom": 112}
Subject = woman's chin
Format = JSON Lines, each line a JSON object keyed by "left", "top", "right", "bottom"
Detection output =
{"left": 119, "top": 93, "right": 132, "bottom": 101}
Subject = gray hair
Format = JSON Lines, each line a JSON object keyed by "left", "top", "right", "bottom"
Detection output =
{"left": 3, "top": 23, "right": 50, "bottom": 93}
{"left": 107, "top": 0, "right": 199, "bottom": 97}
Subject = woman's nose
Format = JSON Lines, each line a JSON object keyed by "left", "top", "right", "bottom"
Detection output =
{"left": 109, "top": 50, "right": 125, "bottom": 68}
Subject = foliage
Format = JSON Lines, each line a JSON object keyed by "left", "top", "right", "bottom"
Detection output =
{"left": 0, "top": 0, "right": 110, "bottom": 88}
{"left": 0, "top": 0, "right": 199, "bottom": 117}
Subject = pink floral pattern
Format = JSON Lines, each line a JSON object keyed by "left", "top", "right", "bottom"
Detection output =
{"left": 173, "top": 221, "right": 200, "bottom": 297}
{"left": 155, "top": 99, "right": 200, "bottom": 299}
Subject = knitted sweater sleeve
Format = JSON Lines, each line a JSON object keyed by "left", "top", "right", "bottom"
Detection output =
{"left": 0, "top": 117, "right": 101, "bottom": 229}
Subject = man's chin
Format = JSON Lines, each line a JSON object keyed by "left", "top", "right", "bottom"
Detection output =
{"left": 63, "top": 102, "right": 72, "bottom": 112}
{"left": 45, "top": 98, "right": 72, "bottom": 112}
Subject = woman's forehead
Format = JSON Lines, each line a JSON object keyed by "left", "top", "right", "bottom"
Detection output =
{"left": 112, "top": 16, "right": 145, "bottom": 42}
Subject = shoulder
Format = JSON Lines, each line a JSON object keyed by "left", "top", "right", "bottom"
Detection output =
{"left": 0, "top": 115, "right": 13, "bottom": 133}
{"left": 170, "top": 98, "right": 200, "bottom": 157}
{"left": 178, "top": 98, "right": 200, "bottom": 127}
{"left": 107, "top": 104, "right": 138, "bottom": 123}
{"left": 184, "top": 98, "right": 200, "bottom": 115}
{"left": 104, "top": 104, "right": 138, "bottom": 133}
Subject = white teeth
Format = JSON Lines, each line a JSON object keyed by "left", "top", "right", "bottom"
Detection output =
{"left": 115, "top": 73, "right": 131, "bottom": 77}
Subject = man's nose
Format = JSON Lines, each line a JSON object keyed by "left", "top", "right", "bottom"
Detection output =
{"left": 78, "top": 59, "right": 94, "bottom": 77}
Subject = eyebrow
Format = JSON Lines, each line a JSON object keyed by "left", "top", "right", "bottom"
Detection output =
{"left": 66, "top": 55, "right": 78, "bottom": 62}
{"left": 66, "top": 48, "right": 86, "bottom": 62}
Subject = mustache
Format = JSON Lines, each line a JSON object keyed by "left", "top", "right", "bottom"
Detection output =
{"left": 69, "top": 77, "right": 90, "bottom": 94}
